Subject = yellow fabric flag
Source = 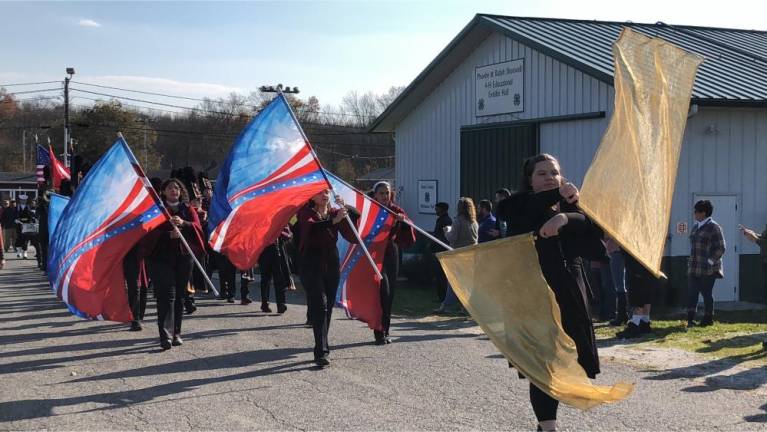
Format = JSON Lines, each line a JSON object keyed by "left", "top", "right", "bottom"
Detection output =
{"left": 437, "top": 234, "right": 634, "bottom": 410}
{"left": 579, "top": 28, "right": 703, "bottom": 277}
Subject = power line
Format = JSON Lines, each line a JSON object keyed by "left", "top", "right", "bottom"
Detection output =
{"left": 70, "top": 87, "right": 243, "bottom": 116}
{"left": 1, "top": 95, "right": 62, "bottom": 104}
{"left": 71, "top": 81, "right": 377, "bottom": 119}
{"left": 4, "top": 88, "right": 62, "bottom": 96}
{"left": 72, "top": 81, "right": 210, "bottom": 102}
{"left": 69, "top": 89, "right": 385, "bottom": 132}
{"left": 0, "top": 80, "right": 61, "bottom": 87}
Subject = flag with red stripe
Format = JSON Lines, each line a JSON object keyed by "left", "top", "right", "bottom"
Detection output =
{"left": 208, "top": 94, "right": 329, "bottom": 269}
{"left": 328, "top": 172, "right": 395, "bottom": 331}
{"left": 49, "top": 144, "right": 71, "bottom": 189}
{"left": 47, "top": 137, "right": 167, "bottom": 322}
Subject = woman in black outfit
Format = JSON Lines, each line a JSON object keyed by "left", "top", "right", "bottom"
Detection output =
{"left": 296, "top": 189, "right": 359, "bottom": 367}
{"left": 142, "top": 179, "right": 205, "bottom": 350}
{"left": 497, "top": 154, "right": 605, "bottom": 432}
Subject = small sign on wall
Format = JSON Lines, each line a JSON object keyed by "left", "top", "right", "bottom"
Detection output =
{"left": 475, "top": 58, "right": 524, "bottom": 117}
{"left": 418, "top": 180, "right": 438, "bottom": 214}
{"left": 676, "top": 222, "right": 688, "bottom": 235}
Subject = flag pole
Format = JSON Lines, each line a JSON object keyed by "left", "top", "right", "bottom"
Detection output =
{"left": 117, "top": 132, "right": 220, "bottom": 297}
{"left": 324, "top": 172, "right": 453, "bottom": 251}
{"left": 278, "top": 92, "right": 383, "bottom": 280}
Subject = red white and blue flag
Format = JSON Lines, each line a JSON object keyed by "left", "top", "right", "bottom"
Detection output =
{"left": 36, "top": 144, "right": 70, "bottom": 188}
{"left": 208, "top": 94, "right": 329, "bottom": 269}
{"left": 48, "top": 193, "right": 69, "bottom": 243}
{"left": 49, "top": 144, "right": 71, "bottom": 189}
{"left": 47, "top": 138, "right": 167, "bottom": 322}
{"left": 328, "top": 172, "right": 395, "bottom": 331}
{"left": 35, "top": 144, "right": 50, "bottom": 183}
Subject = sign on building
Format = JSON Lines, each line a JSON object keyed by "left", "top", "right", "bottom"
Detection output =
{"left": 417, "top": 180, "right": 438, "bottom": 214}
{"left": 475, "top": 58, "right": 524, "bottom": 117}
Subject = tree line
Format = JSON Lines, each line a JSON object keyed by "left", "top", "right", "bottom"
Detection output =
{"left": 0, "top": 86, "right": 403, "bottom": 185}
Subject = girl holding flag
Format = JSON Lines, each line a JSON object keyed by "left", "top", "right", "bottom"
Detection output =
{"left": 499, "top": 154, "right": 606, "bottom": 432}
{"left": 142, "top": 178, "right": 205, "bottom": 350}
{"left": 296, "top": 189, "right": 359, "bottom": 367}
{"left": 370, "top": 181, "right": 415, "bottom": 345}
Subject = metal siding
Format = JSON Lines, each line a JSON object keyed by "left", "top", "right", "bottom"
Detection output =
{"left": 482, "top": 16, "right": 767, "bottom": 102}
{"left": 395, "top": 32, "right": 614, "bottom": 227}
{"left": 669, "top": 108, "right": 767, "bottom": 257}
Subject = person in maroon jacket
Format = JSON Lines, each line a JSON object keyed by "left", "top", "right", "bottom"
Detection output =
{"left": 296, "top": 188, "right": 359, "bottom": 367}
{"left": 142, "top": 178, "right": 205, "bottom": 350}
{"left": 370, "top": 181, "right": 416, "bottom": 344}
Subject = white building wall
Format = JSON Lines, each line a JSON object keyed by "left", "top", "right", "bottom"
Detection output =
{"left": 395, "top": 32, "right": 614, "bottom": 228}
{"left": 668, "top": 107, "right": 767, "bottom": 257}
{"left": 395, "top": 31, "right": 767, "bottom": 260}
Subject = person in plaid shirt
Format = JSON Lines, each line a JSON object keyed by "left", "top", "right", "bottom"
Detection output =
{"left": 687, "top": 200, "right": 726, "bottom": 328}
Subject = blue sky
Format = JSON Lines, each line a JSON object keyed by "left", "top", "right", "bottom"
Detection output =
{"left": 1, "top": 0, "right": 763, "bottom": 111}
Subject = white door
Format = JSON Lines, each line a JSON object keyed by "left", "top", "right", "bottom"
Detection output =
{"left": 693, "top": 194, "right": 739, "bottom": 302}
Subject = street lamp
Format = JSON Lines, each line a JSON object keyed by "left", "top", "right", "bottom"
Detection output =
{"left": 259, "top": 84, "right": 300, "bottom": 95}
{"left": 64, "top": 67, "right": 75, "bottom": 170}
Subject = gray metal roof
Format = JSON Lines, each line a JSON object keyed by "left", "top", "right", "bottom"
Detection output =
{"left": 371, "top": 14, "right": 767, "bottom": 132}
{"left": 0, "top": 172, "right": 36, "bottom": 183}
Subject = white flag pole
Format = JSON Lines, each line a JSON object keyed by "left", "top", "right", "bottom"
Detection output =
{"left": 279, "top": 93, "right": 383, "bottom": 280}
{"left": 117, "top": 132, "right": 219, "bottom": 296}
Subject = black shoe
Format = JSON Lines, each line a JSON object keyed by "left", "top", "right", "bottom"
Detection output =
{"left": 172, "top": 335, "right": 183, "bottom": 346}
{"left": 277, "top": 304, "right": 287, "bottom": 314}
{"left": 616, "top": 322, "right": 642, "bottom": 339}
{"left": 609, "top": 316, "right": 628, "bottom": 327}
{"left": 315, "top": 357, "right": 330, "bottom": 367}
{"left": 374, "top": 338, "right": 386, "bottom": 345}
{"left": 261, "top": 303, "right": 272, "bottom": 313}
{"left": 226, "top": 297, "right": 235, "bottom": 303}
{"left": 160, "top": 339, "right": 172, "bottom": 350}
{"left": 686, "top": 320, "right": 696, "bottom": 329}
{"left": 241, "top": 298, "right": 253, "bottom": 305}
{"left": 699, "top": 316, "right": 714, "bottom": 327}
{"left": 185, "top": 304, "right": 197, "bottom": 315}
{"left": 129, "top": 320, "right": 143, "bottom": 331}
{"left": 639, "top": 321, "right": 652, "bottom": 334}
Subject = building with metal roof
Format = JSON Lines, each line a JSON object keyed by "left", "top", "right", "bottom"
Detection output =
{"left": 0, "top": 172, "right": 38, "bottom": 202}
{"left": 372, "top": 14, "right": 767, "bottom": 305}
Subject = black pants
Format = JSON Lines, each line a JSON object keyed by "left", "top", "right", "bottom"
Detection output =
{"left": 38, "top": 235, "right": 48, "bottom": 269}
{"left": 300, "top": 267, "right": 340, "bottom": 359}
{"left": 259, "top": 246, "right": 287, "bottom": 305}
{"left": 150, "top": 257, "right": 192, "bottom": 342}
{"left": 124, "top": 252, "right": 147, "bottom": 321}
{"left": 16, "top": 232, "right": 35, "bottom": 251}
{"left": 375, "top": 255, "right": 399, "bottom": 340}
{"left": 530, "top": 383, "right": 559, "bottom": 422}
{"left": 687, "top": 275, "right": 716, "bottom": 316}
{"left": 431, "top": 252, "right": 448, "bottom": 302}
{"left": 216, "top": 252, "right": 237, "bottom": 299}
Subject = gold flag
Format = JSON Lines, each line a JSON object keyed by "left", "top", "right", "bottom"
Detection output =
{"left": 579, "top": 28, "right": 703, "bottom": 277}
{"left": 437, "top": 234, "right": 634, "bottom": 410}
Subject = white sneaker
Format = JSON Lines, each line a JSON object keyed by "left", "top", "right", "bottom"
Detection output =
{"left": 22, "top": 251, "right": 28, "bottom": 259}
{"left": 16, "top": 249, "right": 21, "bottom": 258}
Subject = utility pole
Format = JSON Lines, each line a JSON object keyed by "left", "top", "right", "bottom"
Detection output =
{"left": 64, "top": 67, "right": 75, "bottom": 168}
{"left": 22, "top": 130, "right": 26, "bottom": 172}
{"left": 135, "top": 117, "right": 152, "bottom": 168}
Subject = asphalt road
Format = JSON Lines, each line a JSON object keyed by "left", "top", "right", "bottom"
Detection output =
{"left": 1, "top": 255, "right": 766, "bottom": 431}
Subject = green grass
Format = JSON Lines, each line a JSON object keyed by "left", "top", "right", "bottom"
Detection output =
{"left": 395, "top": 280, "right": 767, "bottom": 366}
{"left": 392, "top": 279, "right": 442, "bottom": 316}
{"left": 595, "top": 309, "right": 767, "bottom": 366}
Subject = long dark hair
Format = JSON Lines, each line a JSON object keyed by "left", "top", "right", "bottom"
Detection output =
{"left": 519, "top": 153, "right": 559, "bottom": 193}
{"left": 160, "top": 178, "right": 190, "bottom": 203}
